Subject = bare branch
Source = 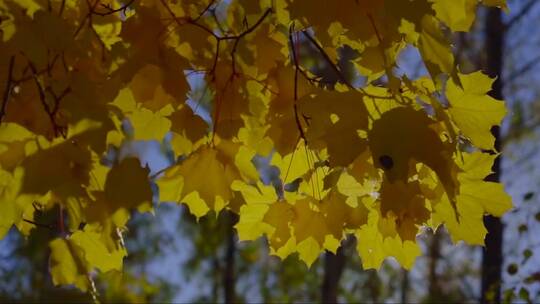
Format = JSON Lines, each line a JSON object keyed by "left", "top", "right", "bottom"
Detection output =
{"left": 193, "top": 0, "right": 216, "bottom": 23}
{"left": 28, "top": 62, "right": 71, "bottom": 138}
{"left": 0, "top": 56, "right": 15, "bottom": 123}
{"left": 289, "top": 24, "right": 307, "bottom": 142}
{"left": 227, "top": 8, "right": 272, "bottom": 41}
{"left": 23, "top": 218, "right": 56, "bottom": 230}
{"left": 301, "top": 30, "right": 354, "bottom": 88}
{"left": 93, "top": 0, "right": 136, "bottom": 16}
{"left": 230, "top": 8, "right": 272, "bottom": 73}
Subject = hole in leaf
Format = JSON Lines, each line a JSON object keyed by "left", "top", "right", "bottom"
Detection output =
{"left": 378, "top": 155, "right": 393, "bottom": 170}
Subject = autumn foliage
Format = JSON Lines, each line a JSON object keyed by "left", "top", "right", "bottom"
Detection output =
{"left": 0, "top": 0, "right": 511, "bottom": 295}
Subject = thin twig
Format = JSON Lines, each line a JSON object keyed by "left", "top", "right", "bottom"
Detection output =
{"left": 193, "top": 0, "right": 216, "bottom": 23}
{"left": 58, "top": 0, "right": 66, "bottom": 16}
{"left": 28, "top": 62, "right": 70, "bottom": 138}
{"left": 301, "top": 30, "right": 354, "bottom": 88}
{"left": 289, "top": 24, "right": 307, "bottom": 142}
{"left": 74, "top": 0, "right": 100, "bottom": 37}
{"left": 23, "top": 218, "right": 56, "bottom": 230}
{"left": 0, "top": 56, "right": 15, "bottom": 123}
{"left": 211, "top": 8, "right": 226, "bottom": 34}
{"left": 230, "top": 8, "right": 272, "bottom": 73}
{"left": 93, "top": 0, "right": 136, "bottom": 16}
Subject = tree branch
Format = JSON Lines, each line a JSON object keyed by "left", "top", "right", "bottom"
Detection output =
{"left": 289, "top": 24, "right": 307, "bottom": 143}
{"left": 23, "top": 218, "right": 56, "bottom": 230}
{"left": 93, "top": 0, "right": 136, "bottom": 16}
{"left": 230, "top": 8, "right": 272, "bottom": 73}
{"left": 301, "top": 30, "right": 354, "bottom": 88}
{"left": 193, "top": 0, "right": 216, "bottom": 23}
{"left": 28, "top": 62, "right": 70, "bottom": 138}
{"left": 0, "top": 56, "right": 15, "bottom": 123}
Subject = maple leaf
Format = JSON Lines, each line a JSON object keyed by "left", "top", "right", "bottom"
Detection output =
{"left": 156, "top": 141, "right": 255, "bottom": 217}
{"left": 298, "top": 89, "right": 369, "bottom": 167}
{"left": 446, "top": 71, "right": 507, "bottom": 150}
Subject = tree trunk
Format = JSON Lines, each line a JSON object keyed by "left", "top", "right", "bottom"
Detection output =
{"left": 224, "top": 212, "right": 238, "bottom": 304}
{"left": 428, "top": 229, "right": 442, "bottom": 300}
{"left": 401, "top": 268, "right": 409, "bottom": 304}
{"left": 481, "top": 7, "right": 505, "bottom": 304}
{"left": 322, "top": 245, "right": 346, "bottom": 303}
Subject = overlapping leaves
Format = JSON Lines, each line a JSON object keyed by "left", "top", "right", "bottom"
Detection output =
{"left": 0, "top": 0, "right": 511, "bottom": 295}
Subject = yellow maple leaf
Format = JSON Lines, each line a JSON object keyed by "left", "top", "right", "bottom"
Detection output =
{"left": 157, "top": 145, "right": 240, "bottom": 217}
{"left": 446, "top": 71, "right": 507, "bottom": 150}
{"left": 432, "top": 0, "right": 477, "bottom": 32}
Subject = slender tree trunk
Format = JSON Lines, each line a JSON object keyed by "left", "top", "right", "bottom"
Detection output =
{"left": 367, "top": 270, "right": 381, "bottom": 303}
{"left": 322, "top": 247, "right": 346, "bottom": 303}
{"left": 212, "top": 257, "right": 220, "bottom": 303}
{"left": 224, "top": 212, "right": 238, "bottom": 304}
{"left": 481, "top": 7, "right": 505, "bottom": 304}
{"left": 401, "top": 269, "right": 409, "bottom": 304}
{"left": 428, "top": 229, "right": 442, "bottom": 300}
{"left": 322, "top": 238, "right": 354, "bottom": 303}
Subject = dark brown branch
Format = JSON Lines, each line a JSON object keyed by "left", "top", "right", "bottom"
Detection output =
{"left": 295, "top": 30, "right": 394, "bottom": 104}
{"left": 0, "top": 56, "right": 15, "bottom": 123}
{"left": 89, "top": 23, "right": 108, "bottom": 61}
{"left": 74, "top": 0, "right": 100, "bottom": 37}
{"left": 13, "top": 54, "right": 59, "bottom": 85}
{"left": 160, "top": 0, "right": 271, "bottom": 42}
{"left": 211, "top": 8, "right": 226, "bottom": 34}
{"left": 300, "top": 30, "right": 354, "bottom": 88}
{"left": 159, "top": 1, "right": 271, "bottom": 144}
{"left": 12, "top": 55, "right": 67, "bottom": 100}
{"left": 288, "top": 24, "right": 307, "bottom": 142}
{"left": 159, "top": 0, "right": 219, "bottom": 39}
{"left": 58, "top": 0, "right": 66, "bottom": 16}
{"left": 28, "top": 63, "right": 50, "bottom": 114}
{"left": 210, "top": 39, "right": 221, "bottom": 76}
{"left": 367, "top": 13, "right": 383, "bottom": 45}
{"left": 28, "top": 62, "right": 70, "bottom": 138}
{"left": 230, "top": 8, "right": 272, "bottom": 73}
{"left": 301, "top": 27, "right": 399, "bottom": 101}
{"left": 46, "top": 53, "right": 60, "bottom": 77}
{"left": 93, "top": 0, "right": 136, "bottom": 16}
{"left": 193, "top": 0, "right": 216, "bottom": 23}
{"left": 228, "top": 8, "right": 272, "bottom": 41}
{"left": 160, "top": 0, "right": 271, "bottom": 77}
{"left": 23, "top": 218, "right": 56, "bottom": 230}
